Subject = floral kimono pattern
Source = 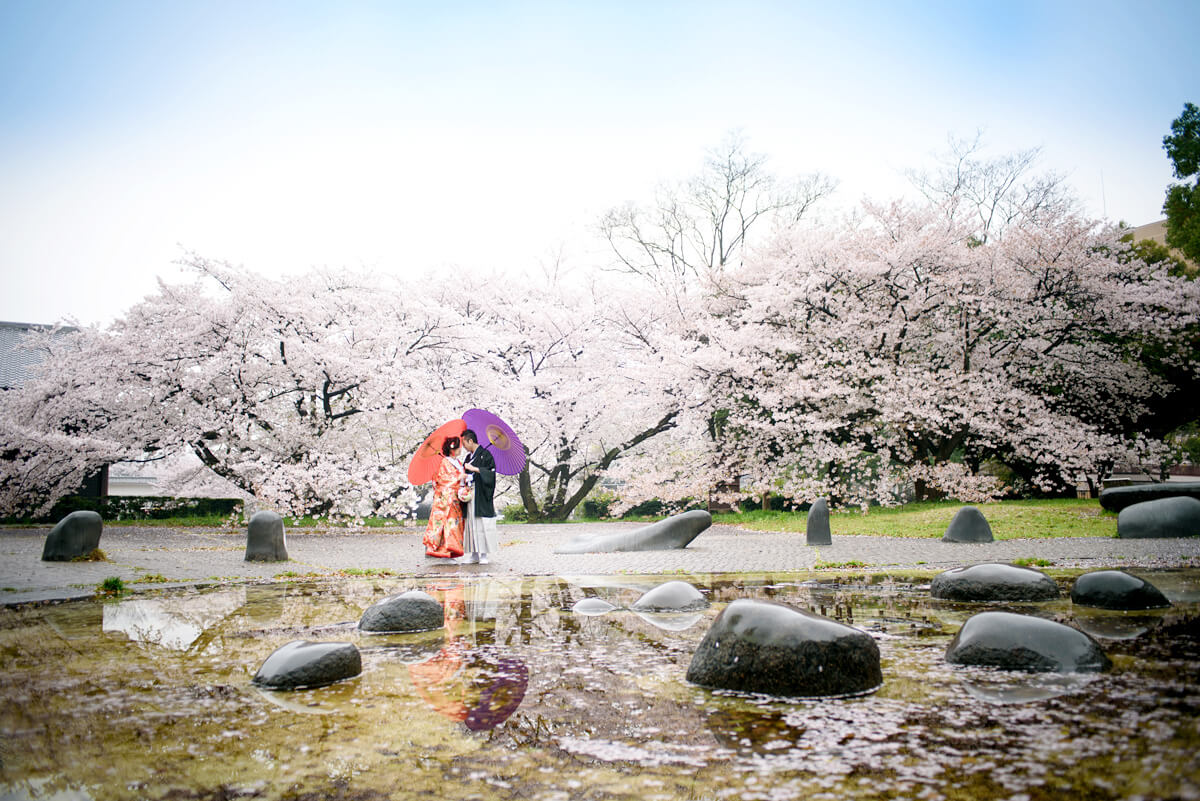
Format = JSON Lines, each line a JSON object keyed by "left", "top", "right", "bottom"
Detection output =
{"left": 423, "top": 456, "right": 465, "bottom": 558}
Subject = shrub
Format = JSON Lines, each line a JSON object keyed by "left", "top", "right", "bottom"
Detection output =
{"left": 582, "top": 491, "right": 616, "bottom": 518}
{"left": 2, "top": 495, "right": 244, "bottom": 524}
{"left": 501, "top": 503, "right": 529, "bottom": 522}
{"left": 97, "top": 576, "right": 126, "bottom": 596}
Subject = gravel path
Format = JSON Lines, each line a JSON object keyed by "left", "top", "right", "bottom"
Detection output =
{"left": 3, "top": 521, "right": 1198, "bottom": 606}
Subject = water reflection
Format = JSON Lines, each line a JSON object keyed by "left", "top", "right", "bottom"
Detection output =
{"left": 1072, "top": 609, "right": 1166, "bottom": 641}
{"left": 362, "top": 633, "right": 445, "bottom": 664}
{"left": 2, "top": 571, "right": 1199, "bottom": 801}
{"left": 1145, "top": 569, "right": 1200, "bottom": 603}
{"left": 571, "top": 597, "right": 617, "bottom": 615}
{"left": 631, "top": 610, "right": 705, "bottom": 631}
{"left": 957, "top": 668, "right": 1100, "bottom": 704}
{"left": 706, "top": 707, "right": 808, "bottom": 752}
{"left": 252, "top": 680, "right": 360, "bottom": 716}
{"left": 101, "top": 588, "right": 245, "bottom": 650}
{"left": 1, "top": 779, "right": 94, "bottom": 801}
{"left": 408, "top": 583, "right": 529, "bottom": 730}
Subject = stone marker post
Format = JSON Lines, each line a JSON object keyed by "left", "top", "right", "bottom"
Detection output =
{"left": 245, "top": 510, "right": 288, "bottom": 562}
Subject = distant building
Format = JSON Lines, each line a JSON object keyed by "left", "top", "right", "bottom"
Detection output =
{"left": 0, "top": 320, "right": 69, "bottom": 390}
{"left": 1127, "top": 219, "right": 1198, "bottom": 273}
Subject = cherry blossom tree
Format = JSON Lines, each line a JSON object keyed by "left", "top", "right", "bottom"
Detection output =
{"left": 1, "top": 321, "right": 156, "bottom": 516}
{"left": 2, "top": 256, "right": 471, "bottom": 518}
{"left": 590, "top": 134, "right": 835, "bottom": 513}
{"left": 7, "top": 138, "right": 1195, "bottom": 520}
{"left": 905, "top": 132, "right": 1073, "bottom": 245}
{"left": 1, "top": 255, "right": 698, "bottom": 522}
{"left": 0, "top": 415, "right": 128, "bottom": 518}
{"left": 439, "top": 267, "right": 693, "bottom": 521}
{"left": 691, "top": 196, "right": 1200, "bottom": 507}
{"left": 600, "top": 132, "right": 834, "bottom": 306}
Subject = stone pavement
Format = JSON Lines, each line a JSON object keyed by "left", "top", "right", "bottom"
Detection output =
{"left": 3, "top": 521, "right": 1199, "bottom": 606}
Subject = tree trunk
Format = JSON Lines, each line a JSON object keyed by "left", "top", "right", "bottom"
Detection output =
{"left": 519, "top": 410, "right": 680, "bottom": 522}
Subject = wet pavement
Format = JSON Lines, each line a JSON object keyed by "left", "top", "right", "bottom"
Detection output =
{"left": 3, "top": 520, "right": 1199, "bottom": 606}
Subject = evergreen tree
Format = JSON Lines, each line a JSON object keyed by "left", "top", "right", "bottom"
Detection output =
{"left": 1163, "top": 102, "right": 1200, "bottom": 264}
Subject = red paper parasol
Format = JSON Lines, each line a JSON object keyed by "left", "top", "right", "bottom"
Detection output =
{"left": 407, "top": 418, "right": 467, "bottom": 485}
{"left": 462, "top": 408, "right": 526, "bottom": 476}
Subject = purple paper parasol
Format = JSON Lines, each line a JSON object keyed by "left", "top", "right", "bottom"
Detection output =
{"left": 462, "top": 408, "right": 526, "bottom": 476}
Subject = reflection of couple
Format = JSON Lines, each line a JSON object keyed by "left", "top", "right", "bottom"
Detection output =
{"left": 422, "top": 429, "right": 498, "bottom": 564}
{"left": 407, "top": 582, "right": 528, "bottom": 731}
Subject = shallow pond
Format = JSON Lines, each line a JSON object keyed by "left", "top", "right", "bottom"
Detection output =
{"left": 2, "top": 570, "right": 1199, "bottom": 800}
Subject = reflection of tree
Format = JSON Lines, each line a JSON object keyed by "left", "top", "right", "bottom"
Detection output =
{"left": 408, "top": 583, "right": 529, "bottom": 731}
{"left": 706, "top": 708, "right": 807, "bottom": 753}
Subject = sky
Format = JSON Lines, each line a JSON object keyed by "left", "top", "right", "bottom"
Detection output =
{"left": 2, "top": 0, "right": 1198, "bottom": 327}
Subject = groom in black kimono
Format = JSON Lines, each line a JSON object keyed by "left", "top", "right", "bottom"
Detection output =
{"left": 460, "top": 429, "right": 498, "bottom": 564}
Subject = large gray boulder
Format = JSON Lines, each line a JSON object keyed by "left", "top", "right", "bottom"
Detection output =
{"left": 554, "top": 510, "right": 712, "bottom": 553}
{"left": 931, "top": 563, "right": 1059, "bottom": 602}
{"left": 359, "top": 590, "right": 444, "bottom": 634}
{"left": 686, "top": 599, "right": 882, "bottom": 698}
{"left": 245, "top": 510, "right": 288, "bottom": 562}
{"left": 1070, "top": 570, "right": 1171, "bottom": 610}
{"left": 42, "top": 510, "right": 103, "bottom": 561}
{"left": 252, "top": 640, "right": 362, "bottom": 689}
{"left": 1117, "top": 496, "right": 1200, "bottom": 538}
{"left": 942, "top": 505, "right": 994, "bottom": 543}
{"left": 1099, "top": 481, "right": 1200, "bottom": 512}
{"left": 805, "top": 498, "right": 832, "bottom": 546}
{"left": 631, "top": 580, "right": 709, "bottom": 612}
{"left": 945, "top": 611, "right": 1110, "bottom": 673}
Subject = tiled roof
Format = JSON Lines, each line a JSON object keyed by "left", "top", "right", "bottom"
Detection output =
{"left": 0, "top": 321, "right": 73, "bottom": 390}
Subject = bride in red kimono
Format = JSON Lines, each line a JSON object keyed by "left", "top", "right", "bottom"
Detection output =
{"left": 423, "top": 436, "right": 467, "bottom": 558}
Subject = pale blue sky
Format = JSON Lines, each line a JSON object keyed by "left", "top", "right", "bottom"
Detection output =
{"left": 2, "top": 0, "right": 1198, "bottom": 325}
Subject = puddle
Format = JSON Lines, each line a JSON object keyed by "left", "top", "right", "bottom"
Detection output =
{"left": 1, "top": 570, "right": 1198, "bottom": 800}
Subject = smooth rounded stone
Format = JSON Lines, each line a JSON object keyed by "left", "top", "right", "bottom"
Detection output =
{"left": 1071, "top": 570, "right": 1171, "bottom": 610}
{"left": 805, "top": 498, "right": 832, "bottom": 546}
{"left": 686, "top": 599, "right": 882, "bottom": 698}
{"left": 252, "top": 640, "right": 362, "bottom": 690}
{"left": 631, "top": 580, "right": 709, "bottom": 612}
{"left": 1117, "top": 496, "right": 1200, "bottom": 539}
{"left": 245, "top": 510, "right": 288, "bottom": 562}
{"left": 554, "top": 510, "right": 712, "bottom": 553}
{"left": 572, "top": 597, "right": 618, "bottom": 616}
{"left": 941, "top": 505, "right": 993, "bottom": 543}
{"left": 1099, "top": 480, "right": 1200, "bottom": 512}
{"left": 945, "top": 611, "right": 1110, "bottom": 673}
{"left": 41, "top": 510, "right": 103, "bottom": 561}
{"left": 931, "top": 563, "right": 1059, "bottom": 602}
{"left": 359, "top": 590, "right": 444, "bottom": 634}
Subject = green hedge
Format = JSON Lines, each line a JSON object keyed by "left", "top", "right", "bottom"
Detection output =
{"left": 3, "top": 496, "right": 243, "bottom": 524}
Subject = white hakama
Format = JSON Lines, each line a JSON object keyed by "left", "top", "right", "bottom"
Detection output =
{"left": 462, "top": 495, "right": 499, "bottom": 556}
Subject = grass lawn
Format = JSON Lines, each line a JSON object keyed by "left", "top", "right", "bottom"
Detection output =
{"left": 6, "top": 498, "right": 1117, "bottom": 539}
{"left": 102, "top": 515, "right": 239, "bottom": 527}
{"left": 712, "top": 498, "right": 1117, "bottom": 539}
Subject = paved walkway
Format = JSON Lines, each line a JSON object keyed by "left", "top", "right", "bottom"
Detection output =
{"left": 3, "top": 521, "right": 1198, "bottom": 606}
